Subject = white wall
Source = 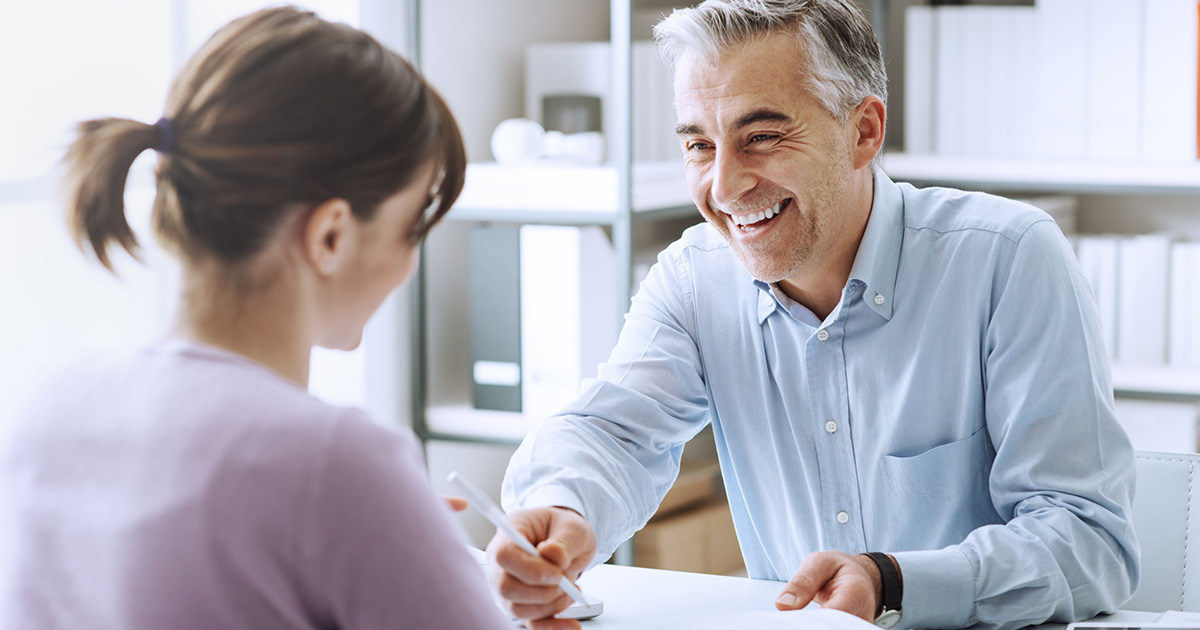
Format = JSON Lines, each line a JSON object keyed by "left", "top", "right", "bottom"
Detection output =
{"left": 421, "top": 0, "right": 611, "bottom": 163}
{"left": 0, "top": 0, "right": 415, "bottom": 443}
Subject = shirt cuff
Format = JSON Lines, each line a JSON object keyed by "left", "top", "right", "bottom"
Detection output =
{"left": 509, "top": 484, "right": 589, "bottom": 522}
{"left": 892, "top": 547, "right": 975, "bottom": 629}
{"left": 509, "top": 485, "right": 619, "bottom": 569}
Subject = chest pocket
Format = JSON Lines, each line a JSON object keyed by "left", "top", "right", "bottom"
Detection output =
{"left": 881, "top": 425, "right": 992, "bottom": 497}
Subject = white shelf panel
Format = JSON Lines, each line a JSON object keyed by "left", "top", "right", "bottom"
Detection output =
{"left": 883, "top": 153, "right": 1200, "bottom": 195}
{"left": 1112, "top": 364, "right": 1200, "bottom": 399}
{"left": 425, "top": 403, "right": 542, "bottom": 444}
{"left": 450, "top": 161, "right": 694, "bottom": 223}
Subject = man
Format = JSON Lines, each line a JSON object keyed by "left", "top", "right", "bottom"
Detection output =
{"left": 489, "top": 2, "right": 1139, "bottom": 629}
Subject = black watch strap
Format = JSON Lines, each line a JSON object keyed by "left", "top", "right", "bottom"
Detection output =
{"left": 863, "top": 552, "right": 903, "bottom": 614}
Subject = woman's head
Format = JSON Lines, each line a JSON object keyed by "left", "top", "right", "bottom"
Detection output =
{"left": 64, "top": 6, "right": 464, "bottom": 275}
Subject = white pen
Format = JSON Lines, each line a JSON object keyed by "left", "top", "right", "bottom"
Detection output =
{"left": 446, "top": 471, "right": 590, "bottom": 607}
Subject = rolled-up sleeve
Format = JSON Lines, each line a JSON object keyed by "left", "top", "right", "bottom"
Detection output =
{"left": 897, "top": 219, "right": 1139, "bottom": 630}
{"left": 502, "top": 245, "right": 712, "bottom": 564}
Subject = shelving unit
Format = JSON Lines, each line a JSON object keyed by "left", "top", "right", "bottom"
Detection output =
{"left": 402, "top": 0, "right": 1199, "bottom": 548}
{"left": 883, "top": 153, "right": 1200, "bottom": 196}
{"left": 883, "top": 152, "right": 1200, "bottom": 403}
{"left": 1111, "top": 365, "right": 1200, "bottom": 401}
{"left": 405, "top": 0, "right": 704, "bottom": 451}
{"left": 404, "top": 0, "right": 706, "bottom": 558}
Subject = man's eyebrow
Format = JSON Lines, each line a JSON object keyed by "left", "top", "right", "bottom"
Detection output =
{"left": 675, "top": 109, "right": 794, "bottom": 136}
{"left": 735, "top": 108, "right": 792, "bottom": 129}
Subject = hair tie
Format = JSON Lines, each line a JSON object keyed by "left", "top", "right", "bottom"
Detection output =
{"left": 154, "top": 117, "right": 175, "bottom": 154}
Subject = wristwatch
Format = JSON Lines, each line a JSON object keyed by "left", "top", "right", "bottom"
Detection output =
{"left": 862, "top": 552, "right": 903, "bottom": 629}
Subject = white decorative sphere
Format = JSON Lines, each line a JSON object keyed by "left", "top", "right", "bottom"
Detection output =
{"left": 491, "top": 118, "right": 546, "bottom": 165}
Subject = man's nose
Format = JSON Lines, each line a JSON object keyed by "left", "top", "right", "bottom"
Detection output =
{"left": 710, "top": 147, "right": 755, "bottom": 208}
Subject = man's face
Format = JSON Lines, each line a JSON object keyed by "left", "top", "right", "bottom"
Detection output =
{"left": 674, "top": 32, "right": 860, "bottom": 285}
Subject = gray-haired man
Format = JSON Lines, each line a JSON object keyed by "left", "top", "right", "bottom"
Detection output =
{"left": 488, "top": 2, "right": 1138, "bottom": 629}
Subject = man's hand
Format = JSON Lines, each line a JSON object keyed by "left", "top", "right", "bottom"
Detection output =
{"left": 486, "top": 506, "right": 598, "bottom": 630}
{"left": 774, "top": 551, "right": 882, "bottom": 622}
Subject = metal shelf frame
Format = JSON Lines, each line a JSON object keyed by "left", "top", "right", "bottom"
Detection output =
{"left": 405, "top": 0, "right": 644, "bottom": 566}
{"left": 406, "top": 0, "right": 640, "bottom": 438}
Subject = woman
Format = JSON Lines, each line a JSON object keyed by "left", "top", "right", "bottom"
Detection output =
{"left": 0, "top": 7, "right": 515, "bottom": 629}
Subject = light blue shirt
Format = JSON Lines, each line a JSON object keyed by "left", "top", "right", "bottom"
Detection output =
{"left": 502, "top": 171, "right": 1138, "bottom": 630}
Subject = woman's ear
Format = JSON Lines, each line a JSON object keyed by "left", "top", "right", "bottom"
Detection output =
{"left": 303, "top": 198, "right": 354, "bottom": 276}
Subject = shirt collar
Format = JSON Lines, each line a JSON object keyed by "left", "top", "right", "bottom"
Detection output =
{"left": 754, "top": 168, "right": 904, "bottom": 323}
{"left": 848, "top": 169, "right": 903, "bottom": 321}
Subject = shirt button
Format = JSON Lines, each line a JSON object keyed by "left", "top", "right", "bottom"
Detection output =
{"left": 874, "top": 294, "right": 885, "bottom": 305}
{"left": 817, "top": 329, "right": 829, "bottom": 342}
{"left": 825, "top": 420, "right": 838, "bottom": 434}
{"left": 836, "top": 511, "right": 850, "bottom": 524}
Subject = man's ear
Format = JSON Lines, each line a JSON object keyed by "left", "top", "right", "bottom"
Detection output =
{"left": 850, "top": 95, "right": 886, "bottom": 170}
{"left": 303, "top": 198, "right": 354, "bottom": 276}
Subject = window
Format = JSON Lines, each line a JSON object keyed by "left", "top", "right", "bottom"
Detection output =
{"left": 0, "top": 1, "right": 402, "bottom": 437}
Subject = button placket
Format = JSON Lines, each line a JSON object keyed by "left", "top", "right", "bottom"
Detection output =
{"left": 806, "top": 301, "right": 866, "bottom": 550}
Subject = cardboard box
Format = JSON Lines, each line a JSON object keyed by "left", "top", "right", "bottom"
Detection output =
{"left": 655, "top": 459, "right": 721, "bottom": 518}
{"left": 634, "top": 499, "right": 744, "bottom": 576}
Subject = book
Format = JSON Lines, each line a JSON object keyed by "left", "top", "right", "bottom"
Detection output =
{"left": 934, "top": 6, "right": 968, "bottom": 156}
{"left": 1075, "top": 235, "right": 1122, "bottom": 360}
{"left": 1169, "top": 242, "right": 1200, "bottom": 368}
{"left": 1087, "top": 0, "right": 1143, "bottom": 160}
{"left": 904, "top": 5, "right": 935, "bottom": 154}
{"left": 1010, "top": 7, "right": 1039, "bottom": 158}
{"left": 1117, "top": 233, "right": 1173, "bottom": 365}
{"left": 1034, "top": 0, "right": 1089, "bottom": 159}
{"left": 1142, "top": 0, "right": 1199, "bottom": 161}
{"left": 962, "top": 7, "right": 991, "bottom": 155}
{"left": 519, "top": 225, "right": 618, "bottom": 421}
{"left": 469, "top": 225, "right": 523, "bottom": 412}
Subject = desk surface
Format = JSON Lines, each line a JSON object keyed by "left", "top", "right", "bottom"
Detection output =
{"left": 573, "top": 564, "right": 1160, "bottom": 630}
{"left": 577, "top": 564, "right": 793, "bottom": 629}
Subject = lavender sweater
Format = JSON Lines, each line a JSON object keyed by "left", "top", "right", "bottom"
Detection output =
{"left": 0, "top": 340, "right": 510, "bottom": 629}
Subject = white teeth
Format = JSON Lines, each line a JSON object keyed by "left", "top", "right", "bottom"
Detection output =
{"left": 731, "top": 201, "right": 785, "bottom": 227}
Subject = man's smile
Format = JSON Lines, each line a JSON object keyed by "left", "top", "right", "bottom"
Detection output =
{"left": 725, "top": 198, "right": 792, "bottom": 232}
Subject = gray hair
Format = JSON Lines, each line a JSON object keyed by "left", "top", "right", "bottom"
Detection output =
{"left": 654, "top": 0, "right": 888, "bottom": 128}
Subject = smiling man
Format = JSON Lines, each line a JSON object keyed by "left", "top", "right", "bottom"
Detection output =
{"left": 490, "top": 2, "right": 1139, "bottom": 630}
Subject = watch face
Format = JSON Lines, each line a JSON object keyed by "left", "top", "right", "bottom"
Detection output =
{"left": 875, "top": 609, "right": 902, "bottom": 629}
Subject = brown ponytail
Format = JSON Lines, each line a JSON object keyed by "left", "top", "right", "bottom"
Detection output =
{"left": 62, "top": 118, "right": 160, "bottom": 270}
{"left": 62, "top": 6, "right": 466, "bottom": 274}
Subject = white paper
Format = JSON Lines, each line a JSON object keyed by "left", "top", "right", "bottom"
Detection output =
{"left": 652, "top": 607, "right": 877, "bottom": 630}
{"left": 1156, "top": 610, "right": 1200, "bottom": 625}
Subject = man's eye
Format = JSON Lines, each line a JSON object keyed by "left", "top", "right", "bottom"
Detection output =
{"left": 750, "top": 133, "right": 778, "bottom": 143}
{"left": 686, "top": 141, "right": 711, "bottom": 152}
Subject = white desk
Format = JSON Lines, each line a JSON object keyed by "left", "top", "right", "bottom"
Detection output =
{"left": 576, "top": 564, "right": 786, "bottom": 628}
{"left": 571, "top": 563, "right": 1160, "bottom": 630}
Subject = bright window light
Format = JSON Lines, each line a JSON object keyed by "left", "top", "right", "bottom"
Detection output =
{"left": 0, "top": 0, "right": 381, "bottom": 440}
